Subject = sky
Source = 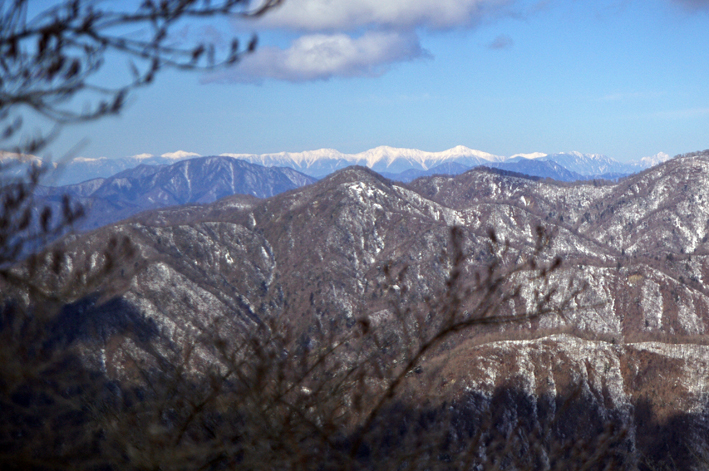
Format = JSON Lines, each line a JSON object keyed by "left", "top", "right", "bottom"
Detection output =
{"left": 26, "top": 0, "right": 709, "bottom": 162}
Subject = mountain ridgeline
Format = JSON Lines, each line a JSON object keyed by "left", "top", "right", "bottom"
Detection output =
{"left": 37, "top": 151, "right": 709, "bottom": 467}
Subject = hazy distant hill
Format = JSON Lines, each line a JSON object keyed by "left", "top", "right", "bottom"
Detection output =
{"left": 382, "top": 159, "right": 623, "bottom": 183}
{"left": 381, "top": 158, "right": 635, "bottom": 183}
{"left": 533, "top": 151, "right": 661, "bottom": 175}
{"left": 44, "top": 153, "right": 201, "bottom": 185}
{"left": 378, "top": 161, "right": 473, "bottom": 182}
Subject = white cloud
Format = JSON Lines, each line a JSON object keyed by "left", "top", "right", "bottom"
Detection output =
{"left": 206, "top": 31, "right": 427, "bottom": 83}
{"left": 161, "top": 150, "right": 201, "bottom": 159}
{"left": 215, "top": 0, "right": 525, "bottom": 83}
{"left": 255, "top": 0, "right": 516, "bottom": 31}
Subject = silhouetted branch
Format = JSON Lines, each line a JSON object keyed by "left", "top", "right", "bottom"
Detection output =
{"left": 0, "top": 0, "right": 283, "bottom": 154}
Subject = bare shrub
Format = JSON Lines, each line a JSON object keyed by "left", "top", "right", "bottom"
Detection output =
{"left": 57, "top": 224, "right": 631, "bottom": 471}
{"left": 0, "top": 165, "right": 133, "bottom": 470}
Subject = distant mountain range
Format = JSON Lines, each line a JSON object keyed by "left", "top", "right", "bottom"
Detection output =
{"left": 3, "top": 146, "right": 672, "bottom": 186}
{"left": 223, "top": 147, "right": 671, "bottom": 180}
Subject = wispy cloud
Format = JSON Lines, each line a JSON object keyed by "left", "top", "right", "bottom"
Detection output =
{"left": 488, "top": 34, "right": 514, "bottom": 49}
{"left": 205, "top": 32, "right": 428, "bottom": 83}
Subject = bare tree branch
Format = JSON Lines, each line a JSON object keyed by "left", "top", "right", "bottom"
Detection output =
{"left": 0, "top": 0, "right": 283, "bottom": 155}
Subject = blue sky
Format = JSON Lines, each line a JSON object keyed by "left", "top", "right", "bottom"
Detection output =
{"left": 34, "top": 0, "right": 709, "bottom": 162}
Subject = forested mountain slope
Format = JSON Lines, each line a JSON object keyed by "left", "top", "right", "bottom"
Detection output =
{"left": 40, "top": 152, "right": 709, "bottom": 468}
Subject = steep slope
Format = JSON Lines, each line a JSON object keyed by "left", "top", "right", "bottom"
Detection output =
{"left": 90, "top": 156, "right": 314, "bottom": 204}
{"left": 411, "top": 156, "right": 709, "bottom": 339}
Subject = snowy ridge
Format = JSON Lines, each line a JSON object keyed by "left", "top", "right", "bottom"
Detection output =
{"left": 509, "top": 152, "right": 548, "bottom": 160}
{"left": 221, "top": 148, "right": 346, "bottom": 167}
{"left": 221, "top": 145, "right": 505, "bottom": 176}
{"left": 220, "top": 146, "right": 672, "bottom": 178}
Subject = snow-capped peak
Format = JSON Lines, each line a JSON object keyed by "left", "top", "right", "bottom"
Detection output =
{"left": 440, "top": 145, "right": 504, "bottom": 162}
{"left": 509, "top": 152, "right": 548, "bottom": 160}
{"left": 220, "top": 146, "right": 504, "bottom": 174}
{"left": 352, "top": 145, "right": 503, "bottom": 169}
{"left": 637, "top": 152, "right": 671, "bottom": 167}
{"left": 73, "top": 157, "right": 109, "bottom": 163}
{"left": 161, "top": 150, "right": 201, "bottom": 160}
{"left": 560, "top": 151, "right": 609, "bottom": 160}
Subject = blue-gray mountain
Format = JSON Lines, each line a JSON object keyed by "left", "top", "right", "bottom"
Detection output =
{"left": 36, "top": 156, "right": 315, "bottom": 231}
{"left": 380, "top": 159, "right": 626, "bottom": 183}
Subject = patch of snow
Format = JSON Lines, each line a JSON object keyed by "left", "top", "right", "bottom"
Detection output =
{"left": 641, "top": 279, "right": 664, "bottom": 330}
